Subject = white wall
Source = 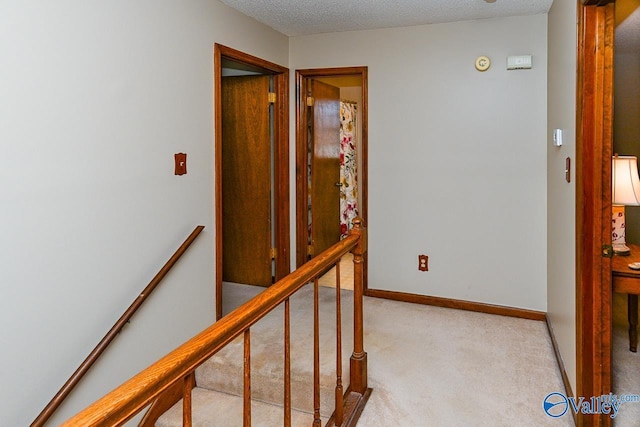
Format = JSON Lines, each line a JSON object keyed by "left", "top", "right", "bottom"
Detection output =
{"left": 290, "top": 15, "right": 548, "bottom": 311}
{"left": 0, "top": 1, "right": 288, "bottom": 425}
{"left": 547, "top": 0, "right": 577, "bottom": 391}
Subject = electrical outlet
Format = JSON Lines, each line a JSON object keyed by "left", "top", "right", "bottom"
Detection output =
{"left": 418, "top": 255, "right": 428, "bottom": 272}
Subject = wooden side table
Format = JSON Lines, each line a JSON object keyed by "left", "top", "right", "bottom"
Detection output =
{"left": 612, "top": 243, "right": 640, "bottom": 352}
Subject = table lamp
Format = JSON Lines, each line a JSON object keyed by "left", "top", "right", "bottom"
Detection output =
{"left": 612, "top": 155, "right": 640, "bottom": 255}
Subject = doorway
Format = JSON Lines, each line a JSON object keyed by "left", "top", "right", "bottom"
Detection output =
{"left": 295, "top": 67, "right": 368, "bottom": 287}
{"left": 214, "top": 44, "right": 290, "bottom": 319}
{"left": 610, "top": 1, "right": 640, "bottom": 424}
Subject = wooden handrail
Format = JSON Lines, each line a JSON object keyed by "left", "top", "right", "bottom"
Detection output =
{"left": 61, "top": 220, "right": 366, "bottom": 427}
{"left": 32, "top": 225, "right": 205, "bottom": 427}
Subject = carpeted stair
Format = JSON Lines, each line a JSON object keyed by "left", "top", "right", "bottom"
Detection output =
{"left": 156, "top": 283, "right": 355, "bottom": 426}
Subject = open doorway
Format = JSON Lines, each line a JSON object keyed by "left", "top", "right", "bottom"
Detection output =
{"left": 295, "top": 67, "right": 368, "bottom": 289}
{"left": 611, "top": 2, "right": 640, "bottom": 424}
{"left": 214, "top": 44, "right": 290, "bottom": 319}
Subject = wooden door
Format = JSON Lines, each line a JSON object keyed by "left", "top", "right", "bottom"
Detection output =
{"left": 309, "top": 80, "right": 341, "bottom": 257}
{"left": 222, "top": 75, "right": 272, "bottom": 286}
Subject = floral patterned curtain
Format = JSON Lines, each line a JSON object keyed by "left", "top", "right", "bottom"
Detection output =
{"left": 340, "top": 101, "right": 358, "bottom": 239}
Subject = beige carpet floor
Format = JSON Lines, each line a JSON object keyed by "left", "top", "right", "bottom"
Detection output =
{"left": 209, "top": 281, "right": 573, "bottom": 426}
{"left": 612, "top": 292, "right": 640, "bottom": 426}
{"left": 355, "top": 296, "right": 573, "bottom": 427}
{"left": 159, "top": 253, "right": 635, "bottom": 426}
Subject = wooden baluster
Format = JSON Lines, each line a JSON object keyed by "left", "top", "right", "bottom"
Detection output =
{"left": 183, "top": 374, "right": 193, "bottom": 427}
{"left": 244, "top": 329, "right": 251, "bottom": 427}
{"left": 335, "top": 261, "right": 344, "bottom": 426}
{"left": 284, "top": 298, "right": 292, "bottom": 427}
{"left": 313, "top": 279, "right": 321, "bottom": 426}
{"left": 350, "top": 218, "right": 368, "bottom": 394}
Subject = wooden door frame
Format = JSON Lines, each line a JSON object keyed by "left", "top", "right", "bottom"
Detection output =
{"left": 295, "top": 67, "right": 368, "bottom": 282}
{"left": 214, "top": 44, "right": 290, "bottom": 320}
{"left": 576, "top": 1, "right": 615, "bottom": 425}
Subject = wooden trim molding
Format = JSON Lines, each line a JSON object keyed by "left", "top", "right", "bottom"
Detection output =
{"left": 294, "top": 70, "right": 309, "bottom": 269}
{"left": 545, "top": 316, "right": 577, "bottom": 425}
{"left": 576, "top": 1, "right": 615, "bottom": 426}
{"left": 580, "top": 0, "right": 615, "bottom": 5}
{"left": 365, "top": 289, "right": 546, "bottom": 321}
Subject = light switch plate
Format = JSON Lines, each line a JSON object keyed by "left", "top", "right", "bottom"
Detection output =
{"left": 418, "top": 255, "right": 428, "bottom": 272}
{"left": 175, "top": 153, "right": 187, "bottom": 175}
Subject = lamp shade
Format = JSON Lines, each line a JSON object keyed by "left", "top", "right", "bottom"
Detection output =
{"left": 613, "top": 155, "right": 640, "bottom": 206}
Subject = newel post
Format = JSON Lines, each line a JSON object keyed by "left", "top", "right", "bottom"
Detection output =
{"left": 349, "top": 218, "right": 368, "bottom": 393}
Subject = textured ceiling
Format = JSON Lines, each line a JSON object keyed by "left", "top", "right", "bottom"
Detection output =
{"left": 219, "top": 0, "right": 554, "bottom": 36}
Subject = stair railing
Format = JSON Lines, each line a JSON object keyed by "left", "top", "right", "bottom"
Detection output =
{"left": 60, "top": 218, "right": 369, "bottom": 427}
{"left": 32, "top": 225, "right": 206, "bottom": 427}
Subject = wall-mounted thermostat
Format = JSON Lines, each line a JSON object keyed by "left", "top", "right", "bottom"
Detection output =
{"left": 475, "top": 56, "right": 491, "bottom": 72}
{"left": 507, "top": 55, "right": 532, "bottom": 70}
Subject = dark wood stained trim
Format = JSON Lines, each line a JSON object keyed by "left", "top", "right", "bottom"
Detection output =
{"left": 545, "top": 316, "right": 577, "bottom": 425}
{"left": 295, "top": 70, "right": 308, "bottom": 269}
{"left": 295, "top": 67, "right": 368, "bottom": 290}
{"left": 214, "top": 45, "right": 223, "bottom": 320}
{"left": 575, "top": 2, "right": 615, "bottom": 426}
{"left": 325, "top": 387, "right": 372, "bottom": 427}
{"left": 365, "top": 289, "right": 546, "bottom": 321}
{"left": 216, "top": 45, "right": 289, "bottom": 75}
{"left": 273, "top": 71, "right": 291, "bottom": 284}
{"left": 214, "top": 44, "right": 290, "bottom": 320}
{"left": 581, "top": 0, "right": 615, "bottom": 5}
